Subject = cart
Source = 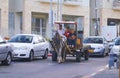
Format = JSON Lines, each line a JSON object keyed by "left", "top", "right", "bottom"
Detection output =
{"left": 50, "top": 21, "right": 90, "bottom": 63}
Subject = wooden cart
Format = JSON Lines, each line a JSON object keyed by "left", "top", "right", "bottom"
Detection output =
{"left": 50, "top": 21, "right": 90, "bottom": 63}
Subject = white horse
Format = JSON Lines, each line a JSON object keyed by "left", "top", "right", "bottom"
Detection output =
{"left": 52, "top": 31, "right": 66, "bottom": 63}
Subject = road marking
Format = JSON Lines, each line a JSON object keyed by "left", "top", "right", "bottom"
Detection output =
{"left": 47, "top": 63, "right": 57, "bottom": 66}
{"left": 81, "top": 64, "right": 108, "bottom": 78}
{"left": 90, "top": 73, "right": 97, "bottom": 76}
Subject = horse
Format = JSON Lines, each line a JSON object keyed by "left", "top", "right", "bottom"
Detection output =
{"left": 51, "top": 31, "right": 66, "bottom": 63}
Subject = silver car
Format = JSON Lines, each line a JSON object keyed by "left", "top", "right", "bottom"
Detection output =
{"left": 84, "top": 36, "right": 109, "bottom": 57}
{"left": 0, "top": 36, "right": 13, "bottom": 65}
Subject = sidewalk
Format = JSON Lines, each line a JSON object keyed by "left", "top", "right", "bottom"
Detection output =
{"left": 92, "top": 68, "right": 119, "bottom": 78}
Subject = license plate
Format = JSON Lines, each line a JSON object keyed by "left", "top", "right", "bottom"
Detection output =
{"left": 88, "top": 50, "right": 94, "bottom": 53}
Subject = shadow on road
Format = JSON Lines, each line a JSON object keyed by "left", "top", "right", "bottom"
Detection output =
{"left": 12, "top": 57, "right": 43, "bottom": 62}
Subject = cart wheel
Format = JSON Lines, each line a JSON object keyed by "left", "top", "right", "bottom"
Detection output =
{"left": 76, "top": 52, "right": 81, "bottom": 62}
{"left": 84, "top": 50, "right": 89, "bottom": 60}
{"left": 52, "top": 51, "right": 57, "bottom": 61}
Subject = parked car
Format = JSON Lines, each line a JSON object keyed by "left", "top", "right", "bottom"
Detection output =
{"left": 110, "top": 37, "right": 120, "bottom": 56}
{"left": 83, "top": 36, "right": 109, "bottom": 57}
{"left": 8, "top": 34, "right": 50, "bottom": 61}
{"left": 0, "top": 36, "right": 13, "bottom": 65}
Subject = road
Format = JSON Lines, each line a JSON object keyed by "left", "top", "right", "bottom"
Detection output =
{"left": 0, "top": 56, "right": 119, "bottom": 78}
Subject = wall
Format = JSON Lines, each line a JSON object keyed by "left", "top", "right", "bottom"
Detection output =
{"left": 0, "top": 0, "right": 9, "bottom": 37}
{"left": 22, "top": 0, "right": 90, "bottom": 38}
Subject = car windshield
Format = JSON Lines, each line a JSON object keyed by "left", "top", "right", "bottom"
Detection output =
{"left": 84, "top": 38, "right": 103, "bottom": 44}
{"left": 9, "top": 35, "right": 33, "bottom": 43}
{"left": 115, "top": 38, "right": 120, "bottom": 45}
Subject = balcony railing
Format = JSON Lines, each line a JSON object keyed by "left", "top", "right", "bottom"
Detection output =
{"left": 37, "top": 0, "right": 57, "bottom": 3}
{"left": 38, "top": 0, "right": 81, "bottom": 5}
{"left": 113, "top": 0, "right": 120, "bottom": 10}
{"left": 63, "top": 0, "right": 81, "bottom": 5}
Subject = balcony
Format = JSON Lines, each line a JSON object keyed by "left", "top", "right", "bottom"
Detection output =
{"left": 37, "top": 0, "right": 57, "bottom": 3}
{"left": 37, "top": 0, "right": 81, "bottom": 5}
{"left": 63, "top": 0, "right": 81, "bottom": 6}
{"left": 113, "top": 0, "right": 120, "bottom": 10}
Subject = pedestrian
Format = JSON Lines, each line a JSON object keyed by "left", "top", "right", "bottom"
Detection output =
{"left": 64, "top": 26, "right": 71, "bottom": 45}
{"left": 69, "top": 29, "right": 76, "bottom": 48}
{"left": 108, "top": 53, "right": 115, "bottom": 69}
{"left": 57, "top": 24, "right": 66, "bottom": 39}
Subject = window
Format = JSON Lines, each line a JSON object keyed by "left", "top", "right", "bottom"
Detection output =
{"left": 9, "top": 12, "right": 15, "bottom": 37}
{"left": 33, "top": 36, "right": 40, "bottom": 44}
{"left": 32, "top": 17, "right": 46, "bottom": 37}
{"left": 38, "top": 36, "right": 45, "bottom": 42}
{"left": 84, "top": 38, "right": 103, "bottom": 44}
{"left": 9, "top": 35, "right": 33, "bottom": 43}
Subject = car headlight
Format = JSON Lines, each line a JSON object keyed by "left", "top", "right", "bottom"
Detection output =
{"left": 14, "top": 47, "right": 28, "bottom": 50}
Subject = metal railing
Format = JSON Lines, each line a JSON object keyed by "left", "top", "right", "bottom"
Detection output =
{"left": 63, "top": 0, "right": 81, "bottom": 5}
{"left": 38, "top": 0, "right": 57, "bottom": 3}
{"left": 64, "top": 0, "right": 80, "bottom": 2}
{"left": 113, "top": 0, "right": 120, "bottom": 9}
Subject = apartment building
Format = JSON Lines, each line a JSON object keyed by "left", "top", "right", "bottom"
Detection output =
{"left": 0, "top": 0, "right": 9, "bottom": 37}
{"left": 9, "top": 0, "right": 90, "bottom": 38}
{"left": 90, "top": 0, "right": 120, "bottom": 36}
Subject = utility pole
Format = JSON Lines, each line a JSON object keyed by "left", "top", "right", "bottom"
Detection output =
{"left": 59, "top": 0, "right": 62, "bottom": 21}
{"left": 49, "top": 0, "right": 53, "bottom": 38}
{"left": 95, "top": 0, "right": 99, "bottom": 36}
{"left": 57, "top": 0, "right": 62, "bottom": 21}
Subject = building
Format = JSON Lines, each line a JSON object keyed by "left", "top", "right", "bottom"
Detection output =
{"left": 0, "top": 0, "right": 9, "bottom": 37}
{"left": 90, "top": 0, "right": 120, "bottom": 36}
{"left": 9, "top": 0, "right": 90, "bottom": 39}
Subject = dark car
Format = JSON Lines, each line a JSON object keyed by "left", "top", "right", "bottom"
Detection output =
{"left": 0, "top": 36, "right": 13, "bottom": 65}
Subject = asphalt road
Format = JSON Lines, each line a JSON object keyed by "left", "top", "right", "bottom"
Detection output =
{"left": 0, "top": 56, "right": 119, "bottom": 78}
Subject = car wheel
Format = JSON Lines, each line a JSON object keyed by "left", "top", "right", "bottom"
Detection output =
{"left": 42, "top": 50, "right": 48, "bottom": 59}
{"left": 2, "top": 53, "right": 12, "bottom": 65}
{"left": 101, "top": 49, "right": 106, "bottom": 57}
{"left": 28, "top": 51, "right": 34, "bottom": 61}
{"left": 84, "top": 50, "right": 89, "bottom": 60}
{"left": 76, "top": 52, "right": 81, "bottom": 62}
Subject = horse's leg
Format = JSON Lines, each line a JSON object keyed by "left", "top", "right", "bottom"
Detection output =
{"left": 61, "top": 46, "right": 66, "bottom": 63}
{"left": 57, "top": 41, "right": 63, "bottom": 63}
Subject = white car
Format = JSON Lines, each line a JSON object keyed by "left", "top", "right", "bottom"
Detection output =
{"left": 110, "top": 37, "right": 120, "bottom": 56}
{"left": 8, "top": 34, "right": 50, "bottom": 61}
{"left": 0, "top": 36, "right": 13, "bottom": 65}
{"left": 84, "top": 36, "right": 109, "bottom": 57}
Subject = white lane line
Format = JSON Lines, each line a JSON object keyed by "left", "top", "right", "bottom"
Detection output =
{"left": 47, "top": 63, "right": 56, "bottom": 65}
{"left": 82, "top": 64, "right": 108, "bottom": 78}
{"left": 90, "top": 73, "right": 97, "bottom": 76}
